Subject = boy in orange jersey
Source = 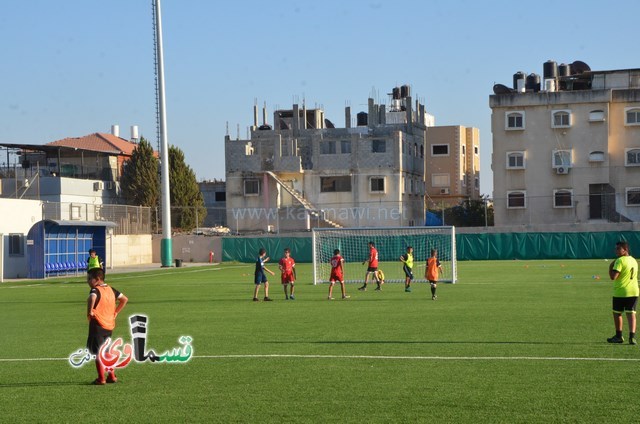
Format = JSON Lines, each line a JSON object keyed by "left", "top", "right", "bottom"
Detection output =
{"left": 279, "top": 247, "right": 296, "bottom": 300}
{"left": 425, "top": 249, "right": 443, "bottom": 300}
{"left": 86, "top": 268, "right": 128, "bottom": 384}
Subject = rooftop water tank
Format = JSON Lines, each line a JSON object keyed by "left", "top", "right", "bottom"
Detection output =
{"left": 356, "top": 112, "right": 368, "bottom": 126}
{"left": 526, "top": 73, "right": 541, "bottom": 92}
{"left": 513, "top": 71, "right": 527, "bottom": 92}
{"left": 543, "top": 60, "right": 558, "bottom": 79}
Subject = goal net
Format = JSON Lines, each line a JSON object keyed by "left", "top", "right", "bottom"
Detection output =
{"left": 312, "top": 226, "right": 457, "bottom": 285}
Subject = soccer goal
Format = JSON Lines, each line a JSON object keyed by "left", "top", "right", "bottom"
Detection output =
{"left": 312, "top": 226, "right": 457, "bottom": 285}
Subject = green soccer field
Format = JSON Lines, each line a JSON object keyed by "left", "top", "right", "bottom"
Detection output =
{"left": 1, "top": 260, "right": 638, "bottom": 423}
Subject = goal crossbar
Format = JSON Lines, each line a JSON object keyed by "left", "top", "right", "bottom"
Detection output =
{"left": 312, "top": 226, "right": 457, "bottom": 285}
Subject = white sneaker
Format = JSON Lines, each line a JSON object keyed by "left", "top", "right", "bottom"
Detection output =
{"left": 328, "top": 296, "right": 334, "bottom": 300}
{"left": 342, "top": 295, "right": 350, "bottom": 299}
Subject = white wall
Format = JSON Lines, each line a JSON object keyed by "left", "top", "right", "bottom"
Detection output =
{"left": 0, "top": 198, "right": 43, "bottom": 279}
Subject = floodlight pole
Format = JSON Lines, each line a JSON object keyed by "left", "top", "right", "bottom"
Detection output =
{"left": 154, "top": 0, "right": 172, "bottom": 267}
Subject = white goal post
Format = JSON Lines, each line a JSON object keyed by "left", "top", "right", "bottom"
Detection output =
{"left": 312, "top": 226, "right": 457, "bottom": 285}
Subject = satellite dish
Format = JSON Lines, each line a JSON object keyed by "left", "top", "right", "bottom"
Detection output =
{"left": 493, "top": 84, "right": 514, "bottom": 95}
{"left": 571, "top": 60, "right": 591, "bottom": 74}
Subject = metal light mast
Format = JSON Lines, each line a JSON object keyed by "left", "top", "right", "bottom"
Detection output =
{"left": 153, "top": 0, "right": 172, "bottom": 267}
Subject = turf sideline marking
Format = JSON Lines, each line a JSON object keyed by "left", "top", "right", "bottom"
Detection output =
{"left": 2, "top": 354, "right": 640, "bottom": 363}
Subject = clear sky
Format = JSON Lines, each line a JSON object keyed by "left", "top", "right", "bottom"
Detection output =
{"left": 2, "top": 0, "right": 638, "bottom": 197}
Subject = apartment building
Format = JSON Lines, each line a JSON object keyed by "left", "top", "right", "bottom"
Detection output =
{"left": 425, "top": 125, "right": 481, "bottom": 207}
{"left": 490, "top": 61, "right": 640, "bottom": 226}
{"left": 225, "top": 86, "right": 433, "bottom": 232}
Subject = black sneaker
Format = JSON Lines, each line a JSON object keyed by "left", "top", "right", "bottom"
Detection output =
{"left": 263, "top": 297, "right": 273, "bottom": 302}
{"left": 607, "top": 335, "right": 624, "bottom": 344}
{"left": 374, "top": 287, "right": 381, "bottom": 291}
{"left": 252, "top": 297, "right": 259, "bottom": 302}
{"left": 357, "top": 286, "right": 367, "bottom": 291}
{"left": 630, "top": 337, "right": 637, "bottom": 345}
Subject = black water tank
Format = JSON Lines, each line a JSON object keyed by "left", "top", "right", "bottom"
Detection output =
{"left": 356, "top": 112, "right": 368, "bottom": 126}
{"left": 392, "top": 87, "right": 401, "bottom": 100}
{"left": 543, "top": 60, "right": 558, "bottom": 79}
{"left": 513, "top": 71, "right": 527, "bottom": 90}
{"left": 558, "top": 63, "right": 571, "bottom": 77}
{"left": 400, "top": 84, "right": 410, "bottom": 98}
{"left": 526, "top": 73, "right": 541, "bottom": 92}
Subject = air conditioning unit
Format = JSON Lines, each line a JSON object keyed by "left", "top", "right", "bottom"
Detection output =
{"left": 93, "top": 181, "right": 104, "bottom": 191}
{"left": 440, "top": 188, "right": 450, "bottom": 195}
{"left": 556, "top": 167, "right": 570, "bottom": 175}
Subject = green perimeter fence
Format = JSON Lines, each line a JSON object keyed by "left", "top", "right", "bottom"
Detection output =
{"left": 222, "top": 231, "right": 640, "bottom": 263}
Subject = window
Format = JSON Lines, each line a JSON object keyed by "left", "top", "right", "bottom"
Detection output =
{"left": 432, "top": 144, "right": 449, "bottom": 156}
{"left": 474, "top": 146, "right": 479, "bottom": 155}
{"left": 589, "top": 110, "right": 605, "bottom": 122}
{"left": 625, "top": 108, "right": 640, "bottom": 125}
{"left": 372, "top": 139, "right": 386, "bottom": 153}
{"left": 370, "top": 177, "right": 385, "bottom": 193}
{"left": 625, "top": 148, "right": 640, "bottom": 166}
{"left": 8, "top": 234, "right": 24, "bottom": 256}
{"left": 589, "top": 151, "right": 605, "bottom": 162}
{"left": 506, "top": 151, "right": 525, "bottom": 169}
{"left": 214, "top": 192, "right": 226, "bottom": 202}
{"left": 420, "top": 145, "right": 424, "bottom": 158}
{"left": 553, "top": 189, "right": 573, "bottom": 208}
{"left": 320, "top": 176, "right": 351, "bottom": 192}
{"left": 552, "top": 110, "right": 572, "bottom": 128}
{"left": 507, "top": 191, "right": 526, "bottom": 209}
{"left": 245, "top": 143, "right": 254, "bottom": 156}
{"left": 475, "top": 177, "right": 479, "bottom": 189}
{"left": 432, "top": 173, "right": 450, "bottom": 187}
{"left": 340, "top": 140, "right": 351, "bottom": 154}
{"left": 244, "top": 179, "right": 260, "bottom": 196}
{"left": 552, "top": 150, "right": 572, "bottom": 168}
{"left": 626, "top": 187, "right": 640, "bottom": 206}
{"left": 320, "top": 141, "right": 336, "bottom": 154}
{"left": 506, "top": 111, "right": 525, "bottom": 130}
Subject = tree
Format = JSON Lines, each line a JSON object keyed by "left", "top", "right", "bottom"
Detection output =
{"left": 168, "top": 145, "right": 206, "bottom": 231}
{"left": 120, "top": 137, "right": 160, "bottom": 207}
{"left": 429, "top": 197, "right": 494, "bottom": 227}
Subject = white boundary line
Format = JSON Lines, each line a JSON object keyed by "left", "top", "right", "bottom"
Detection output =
{"left": 1, "top": 354, "right": 639, "bottom": 363}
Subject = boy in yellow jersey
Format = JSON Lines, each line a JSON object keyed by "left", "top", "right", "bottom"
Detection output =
{"left": 87, "top": 249, "right": 104, "bottom": 272}
{"left": 606, "top": 241, "right": 639, "bottom": 345}
{"left": 400, "top": 246, "right": 414, "bottom": 292}
{"left": 425, "top": 249, "right": 443, "bottom": 300}
{"left": 86, "top": 268, "right": 128, "bottom": 384}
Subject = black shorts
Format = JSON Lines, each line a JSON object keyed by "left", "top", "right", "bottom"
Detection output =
{"left": 612, "top": 297, "right": 638, "bottom": 314}
{"left": 403, "top": 265, "right": 414, "bottom": 280}
{"left": 367, "top": 267, "right": 378, "bottom": 273}
{"left": 86, "top": 319, "right": 112, "bottom": 355}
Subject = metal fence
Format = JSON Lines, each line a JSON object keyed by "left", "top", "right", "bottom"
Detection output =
{"left": 42, "top": 202, "right": 152, "bottom": 235}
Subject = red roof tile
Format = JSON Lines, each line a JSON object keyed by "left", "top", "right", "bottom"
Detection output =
{"left": 47, "top": 133, "right": 138, "bottom": 156}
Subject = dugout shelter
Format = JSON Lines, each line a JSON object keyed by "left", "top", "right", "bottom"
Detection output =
{"left": 26, "top": 219, "right": 116, "bottom": 279}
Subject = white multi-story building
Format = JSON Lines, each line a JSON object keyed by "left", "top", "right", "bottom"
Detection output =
{"left": 490, "top": 61, "right": 640, "bottom": 226}
{"left": 225, "top": 86, "right": 432, "bottom": 231}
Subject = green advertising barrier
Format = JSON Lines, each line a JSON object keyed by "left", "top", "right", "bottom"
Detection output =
{"left": 455, "top": 231, "right": 640, "bottom": 260}
{"left": 223, "top": 231, "right": 640, "bottom": 263}
{"left": 222, "top": 236, "right": 313, "bottom": 262}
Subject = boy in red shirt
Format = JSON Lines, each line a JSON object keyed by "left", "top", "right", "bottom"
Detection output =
{"left": 279, "top": 248, "right": 296, "bottom": 300}
{"left": 359, "top": 241, "right": 382, "bottom": 291}
{"left": 328, "top": 249, "right": 350, "bottom": 300}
